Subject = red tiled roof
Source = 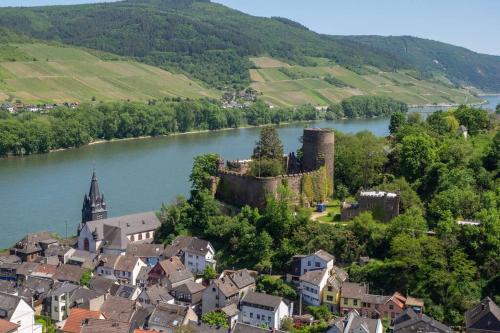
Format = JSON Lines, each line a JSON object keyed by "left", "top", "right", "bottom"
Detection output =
{"left": 62, "top": 308, "right": 103, "bottom": 333}
{"left": 0, "top": 319, "right": 19, "bottom": 333}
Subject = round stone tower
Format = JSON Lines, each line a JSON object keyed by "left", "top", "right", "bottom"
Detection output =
{"left": 301, "top": 127, "right": 335, "bottom": 179}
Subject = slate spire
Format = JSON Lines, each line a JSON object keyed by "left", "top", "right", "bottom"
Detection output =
{"left": 81, "top": 171, "right": 108, "bottom": 224}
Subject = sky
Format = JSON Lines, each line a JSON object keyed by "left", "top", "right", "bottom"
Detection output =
{"left": 1, "top": 0, "right": 499, "bottom": 55}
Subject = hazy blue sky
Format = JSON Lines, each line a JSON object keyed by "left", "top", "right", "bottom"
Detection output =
{"left": 1, "top": 0, "right": 499, "bottom": 55}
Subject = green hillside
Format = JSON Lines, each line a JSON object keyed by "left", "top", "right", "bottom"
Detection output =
{"left": 0, "top": 0, "right": 498, "bottom": 92}
{"left": 250, "top": 57, "right": 482, "bottom": 107}
{"left": 0, "top": 43, "right": 218, "bottom": 103}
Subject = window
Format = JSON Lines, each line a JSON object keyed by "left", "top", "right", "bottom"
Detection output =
{"left": 389, "top": 304, "right": 394, "bottom": 310}
{"left": 315, "top": 262, "right": 320, "bottom": 267}
{"left": 327, "top": 296, "right": 333, "bottom": 301}
{"left": 212, "top": 288, "right": 216, "bottom": 292}
{"left": 146, "top": 232, "right": 151, "bottom": 238}
{"left": 353, "top": 300, "right": 358, "bottom": 306}
{"left": 250, "top": 313, "right": 253, "bottom": 318}
{"left": 54, "top": 306, "right": 59, "bottom": 312}
{"left": 327, "top": 287, "right": 333, "bottom": 292}
{"left": 268, "top": 316, "right": 271, "bottom": 322}
{"left": 344, "top": 298, "right": 348, "bottom": 305}
{"left": 307, "top": 261, "right": 311, "bottom": 266}
{"left": 257, "top": 314, "right": 260, "bottom": 320}
{"left": 130, "top": 235, "right": 135, "bottom": 242}
{"left": 83, "top": 238, "right": 90, "bottom": 251}
{"left": 138, "top": 233, "right": 143, "bottom": 241}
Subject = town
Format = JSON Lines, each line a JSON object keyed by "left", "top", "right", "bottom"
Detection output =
{"left": 0, "top": 127, "right": 498, "bottom": 333}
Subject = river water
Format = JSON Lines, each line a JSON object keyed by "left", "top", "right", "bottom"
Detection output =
{"left": 0, "top": 96, "right": 498, "bottom": 248}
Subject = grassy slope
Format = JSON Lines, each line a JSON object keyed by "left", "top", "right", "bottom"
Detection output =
{"left": 250, "top": 57, "right": 483, "bottom": 107}
{"left": 0, "top": 43, "right": 219, "bottom": 103}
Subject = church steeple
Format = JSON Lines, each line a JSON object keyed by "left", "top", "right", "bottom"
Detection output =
{"left": 81, "top": 171, "right": 108, "bottom": 223}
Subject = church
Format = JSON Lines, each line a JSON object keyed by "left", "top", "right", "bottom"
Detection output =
{"left": 77, "top": 172, "right": 161, "bottom": 254}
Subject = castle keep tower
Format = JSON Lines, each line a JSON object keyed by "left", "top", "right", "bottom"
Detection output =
{"left": 81, "top": 171, "right": 107, "bottom": 223}
{"left": 301, "top": 128, "right": 335, "bottom": 177}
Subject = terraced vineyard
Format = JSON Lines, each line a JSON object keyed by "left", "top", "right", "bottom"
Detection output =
{"left": 249, "top": 57, "right": 482, "bottom": 107}
{"left": 0, "top": 43, "right": 219, "bottom": 104}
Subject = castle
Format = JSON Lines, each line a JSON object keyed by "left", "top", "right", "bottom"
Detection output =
{"left": 340, "top": 190, "right": 400, "bottom": 222}
{"left": 214, "top": 128, "right": 335, "bottom": 209}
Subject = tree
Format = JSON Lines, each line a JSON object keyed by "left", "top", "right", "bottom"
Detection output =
{"left": 190, "top": 153, "right": 220, "bottom": 192}
{"left": 389, "top": 111, "right": 406, "bottom": 134}
{"left": 201, "top": 266, "right": 217, "bottom": 280}
{"left": 398, "top": 134, "right": 436, "bottom": 182}
{"left": 201, "top": 311, "right": 229, "bottom": 328}
{"left": 79, "top": 269, "right": 92, "bottom": 287}
{"left": 496, "top": 103, "right": 500, "bottom": 114}
{"left": 307, "top": 305, "right": 333, "bottom": 321}
{"left": 252, "top": 126, "right": 284, "bottom": 161}
{"left": 453, "top": 105, "right": 489, "bottom": 135}
{"left": 256, "top": 275, "right": 298, "bottom": 300}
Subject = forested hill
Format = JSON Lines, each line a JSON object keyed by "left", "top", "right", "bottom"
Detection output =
{"left": 0, "top": 0, "right": 499, "bottom": 91}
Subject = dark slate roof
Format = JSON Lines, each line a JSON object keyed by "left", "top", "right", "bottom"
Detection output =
{"left": 0, "top": 255, "right": 21, "bottom": 265}
{"left": 22, "top": 276, "right": 53, "bottom": 296}
{"left": 172, "top": 281, "right": 205, "bottom": 295}
{"left": 241, "top": 291, "right": 284, "bottom": 311}
{"left": 101, "top": 225, "right": 129, "bottom": 251}
{"left": 143, "top": 284, "right": 173, "bottom": 304}
{"left": 232, "top": 323, "right": 286, "bottom": 333}
{"left": 465, "top": 297, "right": 500, "bottom": 331}
{"left": 53, "top": 264, "right": 86, "bottom": 283}
{"left": 300, "top": 268, "right": 328, "bottom": 285}
{"left": 100, "top": 296, "right": 136, "bottom": 323}
{"left": 393, "top": 308, "right": 451, "bottom": 333}
{"left": 16, "top": 262, "right": 40, "bottom": 277}
{"left": 136, "top": 266, "right": 151, "bottom": 282}
{"left": 163, "top": 236, "right": 194, "bottom": 258}
{"left": 69, "top": 288, "right": 103, "bottom": 307}
{"left": 336, "top": 310, "right": 380, "bottom": 333}
{"left": 98, "top": 254, "right": 121, "bottom": 269}
{"left": 212, "top": 278, "right": 238, "bottom": 298}
{"left": 112, "top": 284, "right": 138, "bottom": 300}
{"left": 11, "top": 232, "right": 56, "bottom": 255}
{"left": 149, "top": 303, "right": 189, "bottom": 329}
{"left": 80, "top": 318, "right": 130, "bottom": 333}
{"left": 0, "top": 292, "right": 22, "bottom": 320}
{"left": 0, "top": 281, "right": 16, "bottom": 295}
{"left": 362, "top": 294, "right": 391, "bottom": 305}
{"left": 341, "top": 282, "right": 367, "bottom": 299}
{"left": 130, "top": 304, "right": 153, "bottom": 328}
{"left": 68, "top": 250, "right": 97, "bottom": 263}
{"left": 220, "top": 303, "right": 239, "bottom": 317}
{"left": 89, "top": 276, "right": 116, "bottom": 294}
{"left": 225, "top": 269, "right": 255, "bottom": 290}
{"left": 332, "top": 265, "right": 348, "bottom": 282}
{"left": 126, "top": 244, "right": 164, "bottom": 258}
{"left": 44, "top": 245, "right": 72, "bottom": 258}
{"left": 115, "top": 256, "right": 141, "bottom": 272}
{"left": 186, "top": 238, "right": 212, "bottom": 256}
{"left": 314, "top": 249, "right": 335, "bottom": 262}
{"left": 50, "top": 282, "right": 79, "bottom": 297}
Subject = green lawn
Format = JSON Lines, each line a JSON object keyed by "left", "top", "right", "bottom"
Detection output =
{"left": 0, "top": 43, "right": 219, "bottom": 104}
{"left": 249, "top": 56, "right": 483, "bottom": 107}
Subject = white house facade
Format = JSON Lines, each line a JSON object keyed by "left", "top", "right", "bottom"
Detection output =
{"left": 239, "top": 292, "right": 292, "bottom": 330}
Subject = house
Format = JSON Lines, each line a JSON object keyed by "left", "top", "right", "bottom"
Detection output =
{"left": 15, "top": 263, "right": 39, "bottom": 282}
{"left": 164, "top": 236, "right": 216, "bottom": 274}
{"left": 147, "top": 257, "right": 194, "bottom": 289}
{"left": 48, "top": 282, "right": 79, "bottom": 322}
{"left": 340, "top": 282, "right": 367, "bottom": 314}
{"left": 114, "top": 256, "right": 147, "bottom": 286}
{"left": 147, "top": 303, "right": 198, "bottom": 333}
{"left": 218, "top": 269, "right": 256, "bottom": 298}
{"left": 201, "top": 277, "right": 239, "bottom": 314}
{"left": 80, "top": 318, "right": 131, "bottom": 333}
{"left": 111, "top": 284, "right": 141, "bottom": 301}
{"left": 286, "top": 249, "right": 335, "bottom": 283}
{"left": 300, "top": 268, "right": 330, "bottom": 306}
{"left": 31, "top": 264, "right": 57, "bottom": 279}
{"left": 393, "top": 308, "right": 452, "bottom": 333}
{"left": 17, "top": 276, "right": 53, "bottom": 314}
{"left": 126, "top": 244, "right": 164, "bottom": 267}
{"left": 53, "top": 264, "right": 86, "bottom": 284}
{"left": 239, "top": 292, "right": 293, "bottom": 330}
{"left": 184, "top": 320, "right": 229, "bottom": 333}
{"left": 88, "top": 275, "right": 116, "bottom": 295}
{"left": 328, "top": 309, "right": 383, "bottom": 333}
{"left": 135, "top": 266, "right": 151, "bottom": 288}
{"left": 170, "top": 280, "right": 206, "bottom": 307}
{"left": 1, "top": 103, "right": 15, "bottom": 113}
{"left": 0, "top": 292, "right": 42, "bottom": 333}
{"left": 137, "top": 284, "right": 174, "bottom": 308}
{"left": 66, "top": 249, "right": 97, "bottom": 269}
{"left": 465, "top": 297, "right": 500, "bottom": 333}
{"left": 403, "top": 296, "right": 424, "bottom": 314}
{"left": 61, "top": 308, "right": 104, "bottom": 333}
{"left": 221, "top": 303, "right": 239, "bottom": 328}
{"left": 341, "top": 191, "right": 400, "bottom": 222}
{"left": 96, "top": 254, "right": 121, "bottom": 280}
{"left": 44, "top": 246, "right": 73, "bottom": 264}
{"left": 77, "top": 212, "right": 161, "bottom": 253}
{"left": 10, "top": 232, "right": 58, "bottom": 262}
{"left": 0, "top": 256, "right": 21, "bottom": 282}
{"left": 323, "top": 266, "right": 348, "bottom": 312}
{"left": 361, "top": 292, "right": 407, "bottom": 320}
{"left": 99, "top": 296, "right": 136, "bottom": 323}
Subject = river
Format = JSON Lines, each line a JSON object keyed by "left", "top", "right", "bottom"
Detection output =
{"left": 0, "top": 95, "right": 498, "bottom": 248}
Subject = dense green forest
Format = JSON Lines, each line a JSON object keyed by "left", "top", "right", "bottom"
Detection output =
{"left": 0, "top": 96, "right": 406, "bottom": 156}
{"left": 154, "top": 104, "right": 499, "bottom": 326}
{"left": 0, "top": 0, "right": 499, "bottom": 90}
